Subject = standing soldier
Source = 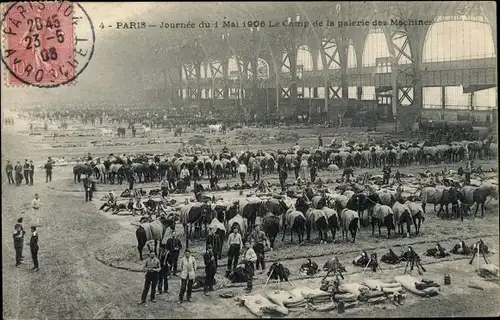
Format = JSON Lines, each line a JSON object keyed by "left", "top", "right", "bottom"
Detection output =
{"left": 44, "top": 158, "right": 53, "bottom": 182}
{"left": 180, "top": 165, "right": 190, "bottom": 187}
{"left": 310, "top": 160, "right": 317, "bottom": 183}
{"left": 128, "top": 172, "right": 135, "bottom": 193}
{"left": 206, "top": 227, "right": 222, "bottom": 268}
{"left": 249, "top": 225, "right": 268, "bottom": 272}
{"left": 23, "top": 159, "right": 30, "bottom": 185}
{"left": 6, "top": 160, "right": 14, "bottom": 184}
{"left": 83, "top": 174, "right": 93, "bottom": 202}
{"left": 382, "top": 164, "right": 391, "bottom": 185}
{"left": 30, "top": 226, "right": 39, "bottom": 271}
{"left": 318, "top": 134, "right": 323, "bottom": 147}
{"left": 278, "top": 166, "right": 288, "bottom": 192}
{"left": 252, "top": 160, "right": 261, "bottom": 183}
{"left": 29, "top": 160, "right": 35, "bottom": 185}
{"left": 167, "top": 168, "right": 176, "bottom": 190}
{"left": 31, "top": 193, "right": 41, "bottom": 226}
{"left": 293, "top": 156, "right": 300, "bottom": 180}
{"left": 13, "top": 223, "right": 26, "bottom": 267}
{"left": 132, "top": 125, "right": 136, "bottom": 138}
{"left": 243, "top": 242, "right": 257, "bottom": 293}
{"left": 160, "top": 176, "right": 169, "bottom": 198}
{"left": 139, "top": 251, "right": 161, "bottom": 305}
{"left": 203, "top": 244, "right": 216, "bottom": 296}
{"left": 15, "top": 161, "right": 23, "bottom": 186}
{"left": 238, "top": 162, "right": 247, "bottom": 185}
{"left": 158, "top": 246, "right": 170, "bottom": 295}
{"left": 166, "top": 231, "right": 182, "bottom": 275}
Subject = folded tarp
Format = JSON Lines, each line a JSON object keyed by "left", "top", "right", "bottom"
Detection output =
{"left": 394, "top": 275, "right": 440, "bottom": 297}
{"left": 265, "top": 290, "right": 306, "bottom": 309}
{"left": 241, "top": 294, "right": 289, "bottom": 317}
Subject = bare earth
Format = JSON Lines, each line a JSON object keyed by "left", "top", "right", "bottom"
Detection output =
{"left": 2, "top": 120, "right": 499, "bottom": 319}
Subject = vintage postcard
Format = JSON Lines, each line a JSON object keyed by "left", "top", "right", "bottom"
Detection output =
{"left": 1, "top": 1, "right": 498, "bottom": 319}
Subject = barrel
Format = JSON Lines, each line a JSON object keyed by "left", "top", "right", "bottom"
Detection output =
{"left": 444, "top": 274, "right": 451, "bottom": 285}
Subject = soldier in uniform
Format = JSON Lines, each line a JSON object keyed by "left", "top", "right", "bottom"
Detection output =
{"left": 23, "top": 159, "right": 30, "bottom": 185}
{"left": 382, "top": 164, "right": 391, "bottom": 185}
{"left": 13, "top": 223, "right": 26, "bottom": 267}
{"left": 29, "top": 160, "right": 35, "bottom": 185}
{"left": 82, "top": 174, "right": 93, "bottom": 202}
{"left": 5, "top": 160, "right": 14, "bottom": 184}
{"left": 203, "top": 244, "right": 217, "bottom": 295}
{"left": 30, "top": 226, "right": 39, "bottom": 271}
{"left": 278, "top": 167, "right": 288, "bottom": 192}
{"left": 14, "top": 161, "right": 23, "bottom": 186}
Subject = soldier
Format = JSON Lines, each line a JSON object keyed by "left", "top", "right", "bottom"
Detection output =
{"left": 14, "top": 161, "right": 23, "bottom": 186}
{"left": 29, "top": 160, "right": 35, "bottom": 185}
{"left": 158, "top": 245, "right": 170, "bottom": 295}
{"left": 82, "top": 174, "right": 93, "bottom": 202}
{"left": 23, "top": 159, "right": 30, "bottom": 185}
{"left": 166, "top": 231, "right": 182, "bottom": 275}
{"left": 318, "top": 134, "right": 323, "bottom": 147}
{"left": 203, "top": 244, "right": 217, "bottom": 296}
{"left": 5, "top": 160, "right": 14, "bottom": 184}
{"left": 243, "top": 242, "right": 257, "bottom": 293}
{"left": 310, "top": 160, "right": 317, "bottom": 183}
{"left": 13, "top": 223, "right": 26, "bottom": 267}
{"left": 342, "top": 166, "right": 354, "bottom": 183}
{"left": 382, "top": 164, "right": 391, "bottom": 185}
{"left": 30, "top": 226, "right": 39, "bottom": 271}
{"left": 44, "top": 158, "right": 53, "bottom": 182}
{"left": 278, "top": 166, "right": 288, "bottom": 192}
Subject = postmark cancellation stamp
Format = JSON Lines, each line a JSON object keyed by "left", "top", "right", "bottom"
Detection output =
{"left": 1, "top": 1, "right": 95, "bottom": 88}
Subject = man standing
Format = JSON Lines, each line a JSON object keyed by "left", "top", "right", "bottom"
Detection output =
{"left": 13, "top": 223, "right": 26, "bottom": 267}
{"left": 238, "top": 162, "right": 247, "bottom": 185}
{"left": 382, "top": 164, "right": 391, "bottom": 185}
{"left": 166, "top": 231, "right": 182, "bottom": 275}
{"left": 160, "top": 176, "right": 169, "bottom": 198}
{"left": 249, "top": 225, "right": 268, "bottom": 272}
{"left": 139, "top": 251, "right": 161, "bottom": 305}
{"left": 203, "top": 244, "right": 216, "bottom": 296}
{"left": 318, "top": 134, "right": 323, "bottom": 147}
{"left": 30, "top": 226, "right": 39, "bottom": 271}
{"left": 206, "top": 227, "right": 222, "bottom": 268}
{"left": 310, "top": 160, "right": 317, "bottom": 183}
{"left": 293, "top": 156, "right": 300, "bottom": 180}
{"left": 28, "top": 160, "right": 35, "bottom": 185}
{"left": 23, "top": 159, "right": 30, "bottom": 185}
{"left": 6, "top": 160, "right": 14, "bottom": 184}
{"left": 178, "top": 249, "right": 197, "bottom": 304}
{"left": 31, "top": 193, "right": 41, "bottom": 226}
{"left": 158, "top": 246, "right": 170, "bottom": 295}
{"left": 227, "top": 227, "right": 243, "bottom": 271}
{"left": 167, "top": 168, "right": 176, "bottom": 190}
{"left": 180, "top": 165, "right": 190, "bottom": 187}
{"left": 243, "top": 242, "right": 257, "bottom": 293}
{"left": 128, "top": 172, "right": 135, "bottom": 192}
{"left": 14, "top": 161, "right": 23, "bottom": 186}
{"left": 252, "top": 161, "right": 261, "bottom": 183}
{"left": 279, "top": 166, "right": 288, "bottom": 192}
{"left": 44, "top": 158, "right": 53, "bottom": 182}
{"left": 342, "top": 166, "right": 354, "bottom": 183}
{"left": 82, "top": 174, "right": 93, "bottom": 202}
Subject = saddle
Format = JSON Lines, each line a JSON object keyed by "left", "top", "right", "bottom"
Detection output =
{"left": 300, "top": 259, "right": 319, "bottom": 276}
{"left": 267, "top": 263, "right": 290, "bottom": 282}
{"left": 381, "top": 249, "right": 401, "bottom": 265}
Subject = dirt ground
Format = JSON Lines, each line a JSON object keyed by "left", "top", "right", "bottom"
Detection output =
{"left": 2, "top": 119, "right": 499, "bottom": 319}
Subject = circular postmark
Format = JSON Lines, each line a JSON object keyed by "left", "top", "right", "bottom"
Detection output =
{"left": 1, "top": 1, "right": 95, "bottom": 87}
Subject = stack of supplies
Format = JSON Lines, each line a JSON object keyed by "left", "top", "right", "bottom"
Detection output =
{"left": 266, "top": 289, "right": 306, "bottom": 310}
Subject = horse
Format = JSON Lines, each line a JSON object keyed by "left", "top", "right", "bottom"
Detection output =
{"left": 461, "top": 184, "right": 498, "bottom": 218}
{"left": 340, "top": 209, "right": 359, "bottom": 243}
{"left": 436, "top": 187, "right": 465, "bottom": 219}
{"left": 136, "top": 216, "right": 175, "bottom": 260}
{"left": 100, "top": 128, "right": 113, "bottom": 137}
{"left": 264, "top": 198, "right": 289, "bottom": 216}
{"left": 305, "top": 209, "right": 329, "bottom": 242}
{"left": 262, "top": 213, "right": 281, "bottom": 249}
{"left": 281, "top": 210, "right": 306, "bottom": 244}
{"left": 371, "top": 203, "right": 395, "bottom": 238}
{"left": 93, "top": 163, "right": 107, "bottom": 183}
{"left": 73, "top": 164, "right": 92, "bottom": 183}
{"left": 392, "top": 202, "right": 412, "bottom": 237}
{"left": 174, "top": 127, "right": 183, "bottom": 137}
{"left": 321, "top": 207, "right": 339, "bottom": 241}
{"left": 240, "top": 197, "right": 266, "bottom": 233}
{"left": 117, "top": 127, "right": 126, "bottom": 138}
{"left": 180, "top": 203, "right": 215, "bottom": 249}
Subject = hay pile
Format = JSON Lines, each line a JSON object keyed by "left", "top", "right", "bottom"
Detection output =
{"left": 230, "top": 129, "right": 299, "bottom": 145}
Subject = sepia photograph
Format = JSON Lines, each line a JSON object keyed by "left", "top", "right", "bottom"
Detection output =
{"left": 1, "top": 1, "right": 498, "bottom": 318}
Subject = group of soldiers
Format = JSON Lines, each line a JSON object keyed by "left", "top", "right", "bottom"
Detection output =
{"left": 5, "top": 157, "right": 55, "bottom": 186}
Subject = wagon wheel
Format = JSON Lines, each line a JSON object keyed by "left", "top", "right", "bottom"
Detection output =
{"left": 450, "top": 129, "right": 461, "bottom": 142}
{"left": 433, "top": 129, "right": 442, "bottom": 142}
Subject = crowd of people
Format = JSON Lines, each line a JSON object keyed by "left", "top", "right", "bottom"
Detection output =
{"left": 5, "top": 157, "right": 55, "bottom": 186}
{"left": 137, "top": 224, "right": 265, "bottom": 306}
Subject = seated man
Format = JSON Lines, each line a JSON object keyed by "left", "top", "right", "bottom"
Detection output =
{"left": 132, "top": 198, "right": 147, "bottom": 216}
{"left": 99, "top": 191, "right": 117, "bottom": 212}
{"left": 209, "top": 176, "right": 219, "bottom": 191}
{"left": 111, "top": 198, "right": 134, "bottom": 215}
{"left": 143, "top": 196, "right": 157, "bottom": 215}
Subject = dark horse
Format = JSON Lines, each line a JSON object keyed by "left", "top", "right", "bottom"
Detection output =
{"left": 345, "top": 193, "right": 381, "bottom": 227}
{"left": 181, "top": 203, "right": 215, "bottom": 250}
{"left": 136, "top": 216, "right": 175, "bottom": 260}
{"left": 73, "top": 164, "right": 93, "bottom": 183}
{"left": 436, "top": 187, "right": 465, "bottom": 220}
{"left": 241, "top": 201, "right": 267, "bottom": 233}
